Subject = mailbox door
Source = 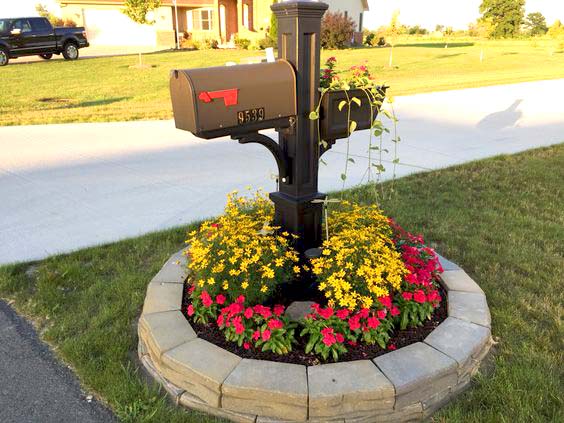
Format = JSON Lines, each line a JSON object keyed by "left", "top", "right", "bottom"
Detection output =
{"left": 171, "top": 60, "right": 297, "bottom": 139}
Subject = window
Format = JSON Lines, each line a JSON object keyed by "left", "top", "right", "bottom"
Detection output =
{"left": 30, "top": 18, "right": 52, "bottom": 32}
{"left": 188, "top": 8, "right": 214, "bottom": 31}
{"left": 0, "top": 19, "right": 9, "bottom": 33}
{"left": 242, "top": 4, "right": 249, "bottom": 29}
{"left": 11, "top": 19, "right": 32, "bottom": 33}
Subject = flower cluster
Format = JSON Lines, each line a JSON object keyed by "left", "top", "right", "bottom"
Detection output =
{"left": 310, "top": 202, "right": 407, "bottom": 311}
{"left": 300, "top": 300, "right": 398, "bottom": 361}
{"left": 186, "top": 287, "right": 297, "bottom": 355}
{"left": 318, "top": 57, "right": 380, "bottom": 93}
{"left": 186, "top": 190, "right": 300, "bottom": 305}
{"left": 320, "top": 56, "right": 338, "bottom": 89}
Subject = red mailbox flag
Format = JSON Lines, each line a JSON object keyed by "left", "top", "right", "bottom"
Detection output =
{"left": 198, "top": 89, "right": 238, "bottom": 107}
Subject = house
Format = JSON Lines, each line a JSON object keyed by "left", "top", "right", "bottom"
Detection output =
{"left": 57, "top": 0, "right": 369, "bottom": 48}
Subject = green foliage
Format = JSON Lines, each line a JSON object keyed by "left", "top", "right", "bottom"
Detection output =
{"left": 35, "top": 3, "right": 76, "bottom": 27}
{"left": 548, "top": 20, "right": 564, "bottom": 39}
{"left": 524, "top": 12, "right": 548, "bottom": 36}
{"left": 269, "top": 10, "right": 277, "bottom": 40}
{"left": 122, "top": 0, "right": 161, "bottom": 25}
{"left": 321, "top": 11, "right": 356, "bottom": 49}
{"left": 479, "top": 0, "right": 525, "bottom": 38}
{"left": 258, "top": 35, "right": 277, "bottom": 50}
{"left": 234, "top": 37, "right": 251, "bottom": 50}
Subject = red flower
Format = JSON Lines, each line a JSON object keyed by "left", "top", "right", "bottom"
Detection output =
{"left": 402, "top": 292, "right": 413, "bottom": 301}
{"left": 216, "top": 294, "right": 226, "bottom": 305}
{"left": 388, "top": 344, "right": 397, "bottom": 351}
{"left": 233, "top": 316, "right": 244, "bottom": 334}
{"left": 216, "top": 314, "right": 224, "bottom": 326}
{"left": 335, "top": 333, "right": 345, "bottom": 343}
{"left": 321, "top": 327, "right": 336, "bottom": 346}
{"left": 254, "top": 305, "right": 272, "bottom": 319}
{"left": 377, "top": 309, "right": 387, "bottom": 319}
{"left": 273, "top": 304, "right": 285, "bottom": 317}
{"left": 243, "top": 342, "right": 250, "bottom": 350}
{"left": 358, "top": 308, "right": 370, "bottom": 318}
{"left": 348, "top": 340, "right": 357, "bottom": 347}
{"left": 244, "top": 307, "right": 254, "bottom": 319}
{"left": 236, "top": 295, "right": 245, "bottom": 304}
{"left": 252, "top": 330, "right": 260, "bottom": 341}
{"left": 200, "top": 291, "right": 213, "bottom": 308}
{"left": 391, "top": 306, "right": 400, "bottom": 317}
{"left": 318, "top": 307, "right": 334, "bottom": 319}
{"left": 268, "top": 319, "right": 284, "bottom": 330}
{"left": 336, "top": 309, "right": 350, "bottom": 319}
{"left": 261, "top": 329, "right": 271, "bottom": 341}
{"left": 414, "top": 290, "right": 426, "bottom": 304}
{"left": 378, "top": 296, "right": 392, "bottom": 309}
{"left": 367, "top": 317, "right": 380, "bottom": 329}
{"left": 187, "top": 285, "right": 195, "bottom": 294}
{"left": 348, "top": 316, "right": 361, "bottom": 331}
{"left": 186, "top": 304, "right": 194, "bottom": 316}
{"left": 210, "top": 223, "right": 219, "bottom": 228}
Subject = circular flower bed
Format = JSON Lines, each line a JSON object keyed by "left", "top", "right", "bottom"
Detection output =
{"left": 182, "top": 191, "right": 445, "bottom": 363}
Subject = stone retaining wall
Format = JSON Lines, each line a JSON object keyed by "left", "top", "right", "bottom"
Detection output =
{"left": 138, "top": 249, "right": 493, "bottom": 422}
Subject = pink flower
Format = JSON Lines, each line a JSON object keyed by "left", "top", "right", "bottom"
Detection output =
{"left": 236, "top": 295, "right": 245, "bottom": 304}
{"left": 391, "top": 306, "right": 400, "bottom": 317}
{"left": 348, "top": 340, "right": 357, "bottom": 347}
{"left": 273, "top": 304, "right": 285, "bottom": 317}
{"left": 244, "top": 307, "right": 254, "bottom": 319}
{"left": 377, "top": 309, "right": 387, "bottom": 319}
{"left": 367, "top": 317, "right": 380, "bottom": 329}
{"left": 321, "top": 328, "right": 336, "bottom": 346}
{"left": 318, "top": 307, "right": 334, "bottom": 319}
{"left": 233, "top": 316, "right": 244, "bottom": 334}
{"left": 348, "top": 316, "right": 361, "bottom": 331}
{"left": 414, "top": 290, "right": 426, "bottom": 304}
{"left": 216, "top": 294, "right": 226, "bottom": 305}
{"left": 358, "top": 308, "right": 370, "bottom": 318}
{"left": 388, "top": 344, "right": 397, "bottom": 351}
{"left": 200, "top": 291, "right": 213, "bottom": 308}
{"left": 186, "top": 304, "right": 194, "bottom": 316}
{"left": 187, "top": 285, "right": 195, "bottom": 294}
{"left": 216, "top": 314, "right": 224, "bottom": 326}
{"left": 254, "top": 305, "right": 272, "bottom": 319}
{"left": 335, "top": 333, "right": 345, "bottom": 343}
{"left": 261, "top": 329, "right": 271, "bottom": 341}
{"left": 402, "top": 292, "right": 413, "bottom": 301}
{"left": 252, "top": 330, "right": 260, "bottom": 341}
{"left": 336, "top": 309, "right": 350, "bottom": 319}
{"left": 268, "top": 319, "right": 284, "bottom": 330}
{"left": 243, "top": 342, "right": 250, "bottom": 350}
{"left": 378, "top": 296, "right": 392, "bottom": 309}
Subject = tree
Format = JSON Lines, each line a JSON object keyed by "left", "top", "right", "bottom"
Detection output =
{"left": 36, "top": 3, "right": 75, "bottom": 27}
{"left": 524, "top": 12, "right": 548, "bottom": 36}
{"left": 385, "top": 10, "right": 401, "bottom": 67}
{"left": 269, "top": 12, "right": 277, "bottom": 40}
{"left": 320, "top": 12, "right": 356, "bottom": 49}
{"left": 122, "top": 0, "right": 161, "bottom": 25}
{"left": 435, "top": 24, "right": 444, "bottom": 32}
{"left": 479, "top": 0, "right": 525, "bottom": 37}
{"left": 548, "top": 20, "right": 564, "bottom": 38}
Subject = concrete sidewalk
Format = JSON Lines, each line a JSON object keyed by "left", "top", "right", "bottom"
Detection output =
{"left": 0, "top": 79, "right": 563, "bottom": 265}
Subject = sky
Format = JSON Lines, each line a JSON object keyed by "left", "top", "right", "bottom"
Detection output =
{"left": 0, "top": 0, "right": 563, "bottom": 30}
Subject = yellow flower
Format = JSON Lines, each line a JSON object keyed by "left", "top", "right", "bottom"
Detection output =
{"left": 222, "top": 281, "right": 229, "bottom": 290}
{"left": 260, "top": 285, "right": 268, "bottom": 293}
{"left": 241, "top": 281, "right": 249, "bottom": 290}
{"left": 207, "top": 277, "right": 215, "bottom": 285}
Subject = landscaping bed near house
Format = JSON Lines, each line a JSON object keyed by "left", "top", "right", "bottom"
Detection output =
{"left": 1, "top": 39, "right": 563, "bottom": 126}
{"left": 0, "top": 145, "right": 562, "bottom": 422}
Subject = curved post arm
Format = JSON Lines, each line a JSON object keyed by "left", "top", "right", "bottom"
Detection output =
{"left": 232, "top": 132, "right": 291, "bottom": 184}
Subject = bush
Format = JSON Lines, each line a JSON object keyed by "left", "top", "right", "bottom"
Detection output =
{"left": 234, "top": 37, "right": 251, "bottom": 50}
{"left": 321, "top": 11, "right": 356, "bottom": 49}
{"left": 193, "top": 38, "right": 219, "bottom": 50}
{"left": 258, "top": 35, "right": 277, "bottom": 50}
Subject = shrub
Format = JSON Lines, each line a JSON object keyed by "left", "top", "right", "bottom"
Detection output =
{"left": 258, "top": 35, "right": 277, "bottom": 50}
{"left": 321, "top": 11, "right": 356, "bottom": 49}
{"left": 186, "top": 190, "right": 300, "bottom": 305}
{"left": 193, "top": 38, "right": 219, "bottom": 50}
{"left": 310, "top": 202, "right": 407, "bottom": 310}
{"left": 234, "top": 37, "right": 251, "bottom": 50}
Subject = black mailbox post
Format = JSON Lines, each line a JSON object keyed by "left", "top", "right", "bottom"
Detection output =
{"left": 170, "top": 1, "right": 375, "bottom": 254}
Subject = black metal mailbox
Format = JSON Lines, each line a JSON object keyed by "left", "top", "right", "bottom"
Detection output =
{"left": 319, "top": 87, "right": 387, "bottom": 142}
{"left": 170, "top": 60, "right": 297, "bottom": 139}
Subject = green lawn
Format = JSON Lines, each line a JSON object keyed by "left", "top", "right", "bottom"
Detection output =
{"left": 1, "top": 38, "right": 563, "bottom": 126}
{"left": 1, "top": 145, "right": 562, "bottom": 422}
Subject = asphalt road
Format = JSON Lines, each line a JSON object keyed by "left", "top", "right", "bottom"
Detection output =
{"left": 0, "top": 300, "right": 115, "bottom": 423}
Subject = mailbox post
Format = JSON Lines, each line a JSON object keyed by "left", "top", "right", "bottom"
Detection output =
{"left": 269, "top": 1, "right": 328, "bottom": 253}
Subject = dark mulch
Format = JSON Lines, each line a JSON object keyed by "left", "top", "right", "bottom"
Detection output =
{"left": 181, "top": 285, "right": 447, "bottom": 366}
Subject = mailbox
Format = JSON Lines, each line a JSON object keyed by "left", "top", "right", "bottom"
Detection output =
{"left": 170, "top": 60, "right": 297, "bottom": 139}
{"left": 319, "top": 87, "right": 387, "bottom": 142}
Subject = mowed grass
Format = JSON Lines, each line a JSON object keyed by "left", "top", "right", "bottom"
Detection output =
{"left": 1, "top": 145, "right": 563, "bottom": 422}
{"left": 1, "top": 38, "right": 563, "bottom": 126}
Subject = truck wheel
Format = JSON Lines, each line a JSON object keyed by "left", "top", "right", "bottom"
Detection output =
{"left": 62, "top": 42, "right": 79, "bottom": 60}
{"left": 0, "top": 48, "right": 9, "bottom": 67}
{"left": 39, "top": 53, "right": 53, "bottom": 60}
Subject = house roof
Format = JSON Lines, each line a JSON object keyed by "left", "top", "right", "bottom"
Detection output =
{"left": 57, "top": 0, "right": 212, "bottom": 6}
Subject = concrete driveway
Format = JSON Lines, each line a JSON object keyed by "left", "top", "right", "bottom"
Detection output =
{"left": 0, "top": 79, "right": 563, "bottom": 265}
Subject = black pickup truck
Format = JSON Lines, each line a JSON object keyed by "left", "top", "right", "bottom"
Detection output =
{"left": 0, "top": 17, "right": 89, "bottom": 66}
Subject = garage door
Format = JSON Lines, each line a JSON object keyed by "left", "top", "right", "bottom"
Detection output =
{"left": 83, "top": 9, "right": 157, "bottom": 46}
